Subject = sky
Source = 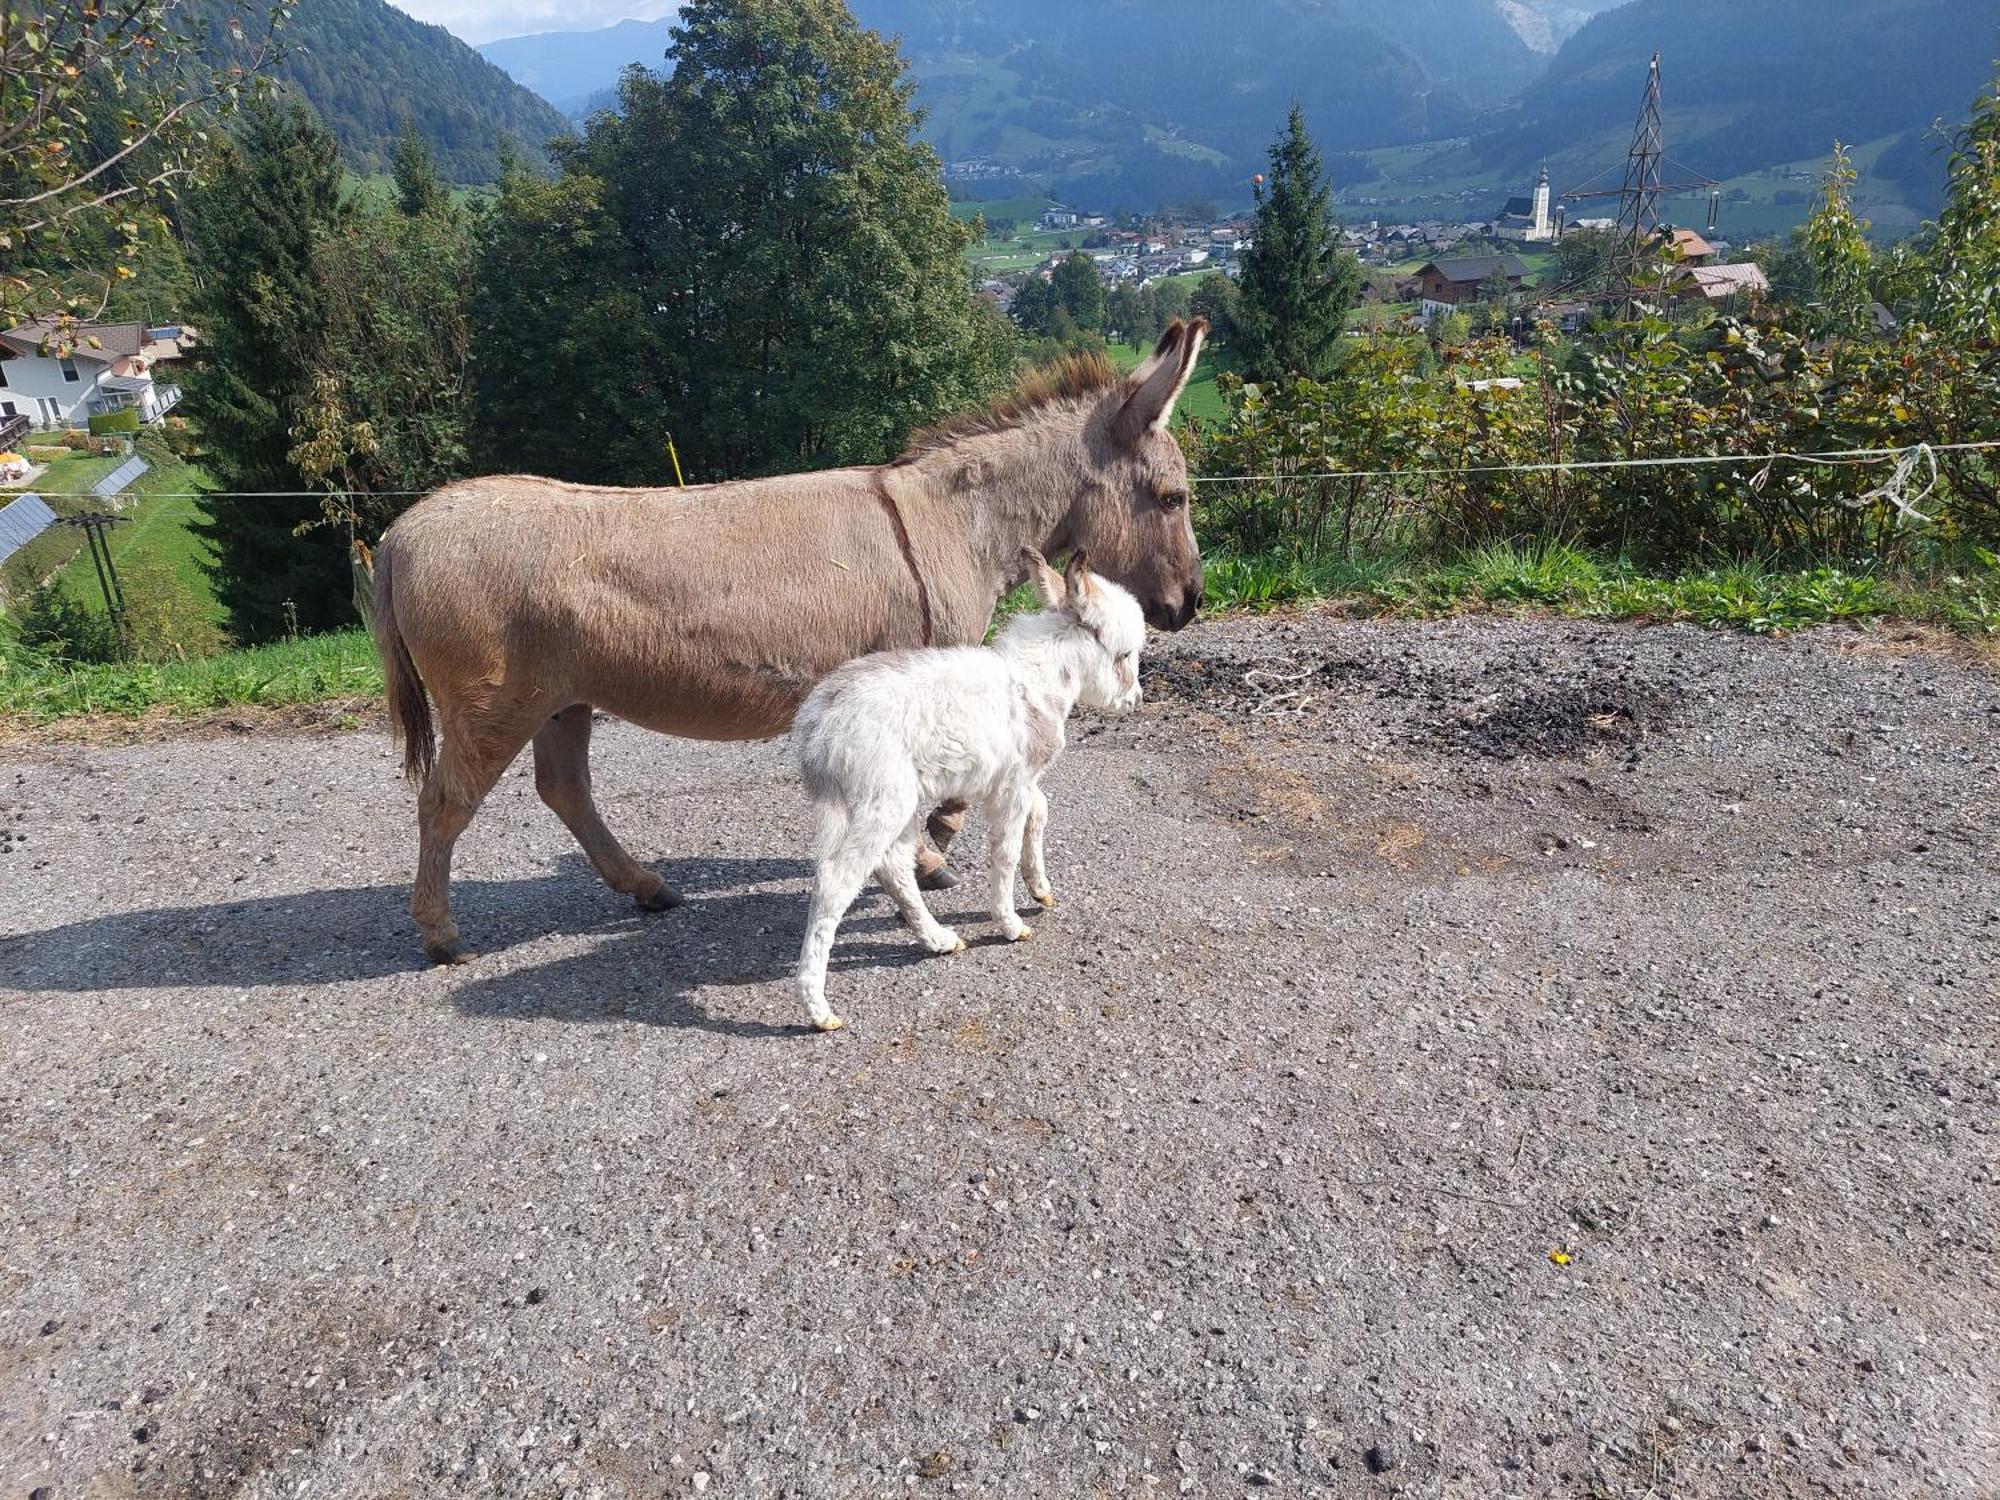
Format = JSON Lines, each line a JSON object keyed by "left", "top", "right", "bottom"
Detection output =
{"left": 392, "top": 0, "right": 674, "bottom": 46}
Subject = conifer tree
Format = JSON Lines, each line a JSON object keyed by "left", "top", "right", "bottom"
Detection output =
{"left": 1234, "top": 105, "right": 1359, "bottom": 381}
{"left": 187, "top": 99, "right": 349, "bottom": 639}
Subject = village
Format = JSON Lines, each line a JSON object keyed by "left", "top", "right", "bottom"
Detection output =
{"left": 970, "top": 163, "right": 1772, "bottom": 335}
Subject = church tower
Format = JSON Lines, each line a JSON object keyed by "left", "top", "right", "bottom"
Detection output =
{"left": 1532, "top": 164, "right": 1552, "bottom": 242}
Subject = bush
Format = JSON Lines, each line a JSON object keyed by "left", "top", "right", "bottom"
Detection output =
{"left": 14, "top": 583, "right": 122, "bottom": 664}
{"left": 58, "top": 429, "right": 92, "bottom": 450}
{"left": 88, "top": 408, "right": 141, "bottom": 436}
{"left": 24, "top": 445, "right": 67, "bottom": 462}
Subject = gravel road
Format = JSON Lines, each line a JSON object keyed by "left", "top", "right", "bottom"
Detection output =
{"left": 2, "top": 615, "right": 1995, "bottom": 1499}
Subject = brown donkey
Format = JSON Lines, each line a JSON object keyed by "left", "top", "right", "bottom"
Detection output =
{"left": 374, "top": 321, "right": 1208, "bottom": 963}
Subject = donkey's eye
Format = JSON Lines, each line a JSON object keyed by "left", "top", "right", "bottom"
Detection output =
{"left": 1160, "top": 491, "right": 1189, "bottom": 511}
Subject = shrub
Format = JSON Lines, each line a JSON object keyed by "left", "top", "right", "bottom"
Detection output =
{"left": 58, "top": 429, "right": 92, "bottom": 450}
{"left": 24, "top": 445, "right": 67, "bottom": 462}
{"left": 15, "top": 583, "right": 122, "bottom": 664}
{"left": 88, "top": 408, "right": 141, "bottom": 436}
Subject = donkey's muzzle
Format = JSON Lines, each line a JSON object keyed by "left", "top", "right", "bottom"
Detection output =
{"left": 1147, "top": 588, "right": 1202, "bottom": 632}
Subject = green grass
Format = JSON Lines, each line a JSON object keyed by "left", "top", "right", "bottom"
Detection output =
{"left": 0, "top": 627, "right": 380, "bottom": 722}
{"left": 9, "top": 546, "right": 1990, "bottom": 727}
{"left": 50, "top": 443, "right": 221, "bottom": 625}
{"left": 1199, "top": 541, "right": 2000, "bottom": 635}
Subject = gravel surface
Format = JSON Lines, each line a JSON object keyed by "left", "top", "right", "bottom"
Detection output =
{"left": 2, "top": 614, "right": 1996, "bottom": 1499}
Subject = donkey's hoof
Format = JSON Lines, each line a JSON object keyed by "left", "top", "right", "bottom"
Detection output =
{"left": 1010, "top": 924, "right": 1036, "bottom": 943}
{"left": 635, "top": 881, "right": 684, "bottom": 913}
{"left": 1032, "top": 890, "right": 1057, "bottom": 910}
{"left": 917, "top": 865, "right": 961, "bottom": 893}
{"left": 813, "top": 1014, "right": 845, "bottom": 1034}
{"left": 425, "top": 942, "right": 476, "bottom": 967}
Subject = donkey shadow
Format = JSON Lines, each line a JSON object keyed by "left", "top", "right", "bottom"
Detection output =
{"left": 1, "top": 854, "right": 957, "bottom": 1038}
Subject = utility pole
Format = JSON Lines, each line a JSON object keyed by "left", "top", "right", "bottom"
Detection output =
{"left": 63, "top": 512, "right": 128, "bottom": 625}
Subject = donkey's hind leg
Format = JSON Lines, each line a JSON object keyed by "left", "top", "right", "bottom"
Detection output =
{"left": 533, "top": 704, "right": 680, "bottom": 913}
{"left": 914, "top": 800, "right": 970, "bottom": 891}
{"left": 797, "top": 797, "right": 905, "bottom": 1033}
{"left": 412, "top": 715, "right": 538, "bottom": 965}
{"left": 877, "top": 815, "right": 966, "bottom": 956}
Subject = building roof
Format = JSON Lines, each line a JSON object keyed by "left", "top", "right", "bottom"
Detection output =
{"left": 1665, "top": 227, "right": 1714, "bottom": 260}
{"left": 1500, "top": 196, "right": 1535, "bottom": 218}
{"left": 1684, "top": 262, "right": 1771, "bottom": 300}
{"left": 1420, "top": 254, "right": 1530, "bottom": 285}
{"left": 0, "top": 317, "right": 148, "bottom": 362}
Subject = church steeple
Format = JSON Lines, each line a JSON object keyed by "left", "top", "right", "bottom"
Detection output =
{"left": 1532, "top": 163, "right": 1552, "bottom": 241}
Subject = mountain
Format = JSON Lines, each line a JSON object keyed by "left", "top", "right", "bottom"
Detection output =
{"left": 477, "top": 16, "right": 677, "bottom": 115}
{"left": 480, "top": 0, "right": 1552, "bottom": 205}
{"left": 1464, "top": 0, "right": 1999, "bottom": 218}
{"left": 227, "top": 0, "right": 575, "bottom": 181}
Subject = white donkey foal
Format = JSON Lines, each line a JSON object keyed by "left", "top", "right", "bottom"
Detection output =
{"left": 793, "top": 551, "right": 1148, "bottom": 1032}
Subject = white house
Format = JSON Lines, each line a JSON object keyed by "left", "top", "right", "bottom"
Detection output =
{"left": 0, "top": 317, "right": 188, "bottom": 430}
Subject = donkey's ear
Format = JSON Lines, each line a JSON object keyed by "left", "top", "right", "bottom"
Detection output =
{"left": 1115, "top": 318, "right": 1208, "bottom": 445}
{"left": 1022, "top": 547, "right": 1065, "bottom": 609}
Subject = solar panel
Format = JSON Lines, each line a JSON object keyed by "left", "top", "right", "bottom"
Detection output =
{"left": 0, "top": 493, "right": 58, "bottom": 567}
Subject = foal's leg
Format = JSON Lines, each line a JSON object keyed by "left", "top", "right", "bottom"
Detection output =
{"left": 876, "top": 814, "right": 966, "bottom": 956}
{"left": 984, "top": 789, "right": 1035, "bottom": 943}
{"left": 412, "top": 718, "right": 537, "bottom": 965}
{"left": 1020, "top": 785, "right": 1056, "bottom": 910}
{"left": 796, "top": 799, "right": 905, "bottom": 1033}
{"left": 533, "top": 704, "right": 680, "bottom": 912}
{"left": 915, "top": 800, "right": 970, "bottom": 891}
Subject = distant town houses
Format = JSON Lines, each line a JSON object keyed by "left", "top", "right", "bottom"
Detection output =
{"left": 0, "top": 317, "right": 189, "bottom": 430}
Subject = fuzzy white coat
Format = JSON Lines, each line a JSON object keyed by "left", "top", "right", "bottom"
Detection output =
{"left": 793, "top": 553, "right": 1148, "bottom": 1031}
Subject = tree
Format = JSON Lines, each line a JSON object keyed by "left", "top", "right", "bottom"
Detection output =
{"left": 2, "top": 0, "right": 286, "bottom": 329}
{"left": 1917, "top": 70, "right": 2000, "bottom": 343}
{"left": 534, "top": 0, "right": 1014, "bottom": 480}
{"left": 187, "top": 98, "right": 348, "bottom": 639}
{"left": 1233, "top": 105, "right": 1360, "bottom": 380}
{"left": 391, "top": 125, "right": 448, "bottom": 218}
{"left": 1791, "top": 143, "right": 1875, "bottom": 340}
{"left": 1010, "top": 274, "right": 1056, "bottom": 336}
{"left": 1554, "top": 227, "right": 1617, "bottom": 293}
{"left": 1189, "top": 273, "right": 1240, "bottom": 344}
{"left": 1050, "top": 251, "right": 1106, "bottom": 334}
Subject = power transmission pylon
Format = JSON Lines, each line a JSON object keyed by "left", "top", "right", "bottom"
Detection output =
{"left": 1556, "top": 53, "right": 1720, "bottom": 314}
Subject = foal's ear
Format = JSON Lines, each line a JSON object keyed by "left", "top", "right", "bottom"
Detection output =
{"left": 1063, "top": 550, "right": 1099, "bottom": 616}
{"left": 1115, "top": 318, "right": 1209, "bottom": 445}
{"left": 1022, "top": 547, "right": 1065, "bottom": 609}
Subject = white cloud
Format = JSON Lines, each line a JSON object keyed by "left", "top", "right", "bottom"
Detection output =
{"left": 392, "top": 0, "right": 678, "bottom": 46}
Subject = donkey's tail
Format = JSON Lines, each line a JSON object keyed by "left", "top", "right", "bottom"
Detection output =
{"left": 372, "top": 538, "right": 437, "bottom": 782}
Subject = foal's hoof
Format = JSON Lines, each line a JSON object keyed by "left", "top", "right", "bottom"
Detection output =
{"left": 634, "top": 881, "right": 684, "bottom": 913}
{"left": 813, "top": 1015, "right": 846, "bottom": 1034}
{"left": 917, "top": 865, "right": 961, "bottom": 893}
{"left": 1032, "top": 890, "right": 1058, "bottom": 910}
{"left": 425, "top": 941, "right": 476, "bottom": 967}
{"left": 1011, "top": 924, "right": 1036, "bottom": 943}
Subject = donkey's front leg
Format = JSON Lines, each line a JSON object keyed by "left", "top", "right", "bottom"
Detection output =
{"left": 1020, "top": 784, "right": 1055, "bottom": 910}
{"left": 985, "top": 790, "right": 1035, "bottom": 943}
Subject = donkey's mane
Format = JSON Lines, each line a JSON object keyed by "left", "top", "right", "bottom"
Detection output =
{"left": 893, "top": 351, "right": 1127, "bottom": 464}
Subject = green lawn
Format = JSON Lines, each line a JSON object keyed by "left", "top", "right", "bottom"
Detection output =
{"left": 53, "top": 459, "right": 221, "bottom": 625}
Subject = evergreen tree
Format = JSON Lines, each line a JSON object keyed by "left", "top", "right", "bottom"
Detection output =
{"left": 188, "top": 99, "right": 350, "bottom": 640}
{"left": 1233, "top": 105, "right": 1360, "bottom": 380}
{"left": 391, "top": 126, "right": 449, "bottom": 218}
